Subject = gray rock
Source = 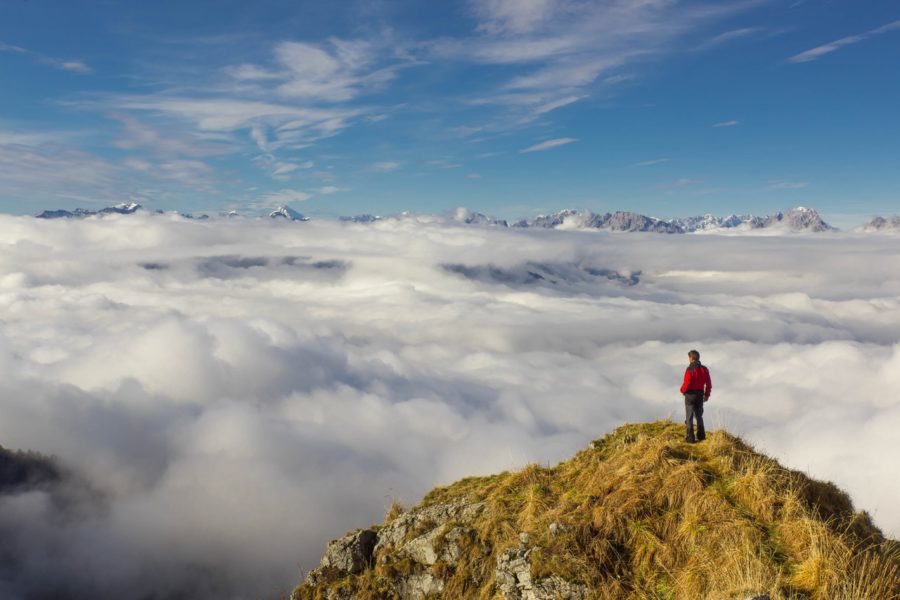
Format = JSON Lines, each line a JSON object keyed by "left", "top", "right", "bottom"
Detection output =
{"left": 374, "top": 500, "right": 484, "bottom": 556}
{"left": 395, "top": 573, "right": 445, "bottom": 600}
{"left": 305, "top": 528, "right": 377, "bottom": 585}
{"left": 495, "top": 546, "right": 588, "bottom": 600}
{"left": 548, "top": 522, "right": 571, "bottom": 536}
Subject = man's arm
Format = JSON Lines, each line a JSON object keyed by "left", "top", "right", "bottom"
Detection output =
{"left": 704, "top": 367, "right": 712, "bottom": 399}
{"left": 680, "top": 369, "right": 690, "bottom": 394}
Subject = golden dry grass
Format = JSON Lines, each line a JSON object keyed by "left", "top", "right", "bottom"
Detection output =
{"left": 293, "top": 420, "right": 899, "bottom": 600}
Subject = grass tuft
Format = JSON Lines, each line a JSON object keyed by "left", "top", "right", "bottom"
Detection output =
{"left": 293, "top": 420, "right": 899, "bottom": 600}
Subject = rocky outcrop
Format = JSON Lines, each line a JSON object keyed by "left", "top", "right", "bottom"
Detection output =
{"left": 297, "top": 500, "right": 494, "bottom": 600}
{"left": 305, "top": 529, "right": 378, "bottom": 586}
{"left": 296, "top": 502, "right": 591, "bottom": 600}
{"left": 495, "top": 536, "right": 588, "bottom": 600}
{"left": 291, "top": 421, "right": 897, "bottom": 600}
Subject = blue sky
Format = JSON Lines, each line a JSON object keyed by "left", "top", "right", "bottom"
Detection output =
{"left": 1, "top": 0, "right": 898, "bottom": 225}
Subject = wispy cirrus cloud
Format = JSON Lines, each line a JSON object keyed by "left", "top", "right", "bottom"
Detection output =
{"left": 263, "top": 189, "right": 313, "bottom": 204}
{"left": 67, "top": 36, "right": 413, "bottom": 204}
{"left": 426, "top": 158, "right": 463, "bottom": 170}
{"left": 767, "top": 180, "right": 808, "bottom": 190}
{"left": 313, "top": 185, "right": 350, "bottom": 194}
{"left": 634, "top": 158, "right": 669, "bottom": 167}
{"left": 369, "top": 161, "right": 401, "bottom": 172}
{"left": 429, "top": 0, "right": 773, "bottom": 134}
{"left": 0, "top": 41, "right": 27, "bottom": 53}
{"left": 659, "top": 177, "right": 698, "bottom": 189}
{"left": 695, "top": 27, "right": 765, "bottom": 50}
{"left": 520, "top": 137, "right": 577, "bottom": 153}
{"left": 1, "top": 40, "right": 92, "bottom": 73}
{"left": 532, "top": 94, "right": 585, "bottom": 115}
{"left": 225, "top": 38, "right": 406, "bottom": 103}
{"left": 49, "top": 59, "right": 92, "bottom": 74}
{"left": 714, "top": 119, "right": 740, "bottom": 127}
{"left": 789, "top": 19, "right": 900, "bottom": 63}
{"left": 111, "top": 113, "right": 232, "bottom": 158}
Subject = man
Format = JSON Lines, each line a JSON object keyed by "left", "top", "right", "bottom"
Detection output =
{"left": 680, "top": 349, "right": 711, "bottom": 443}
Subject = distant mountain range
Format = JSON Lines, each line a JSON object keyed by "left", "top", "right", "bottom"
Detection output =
{"left": 454, "top": 205, "right": 838, "bottom": 233}
{"left": 856, "top": 215, "right": 900, "bottom": 232}
{"left": 29, "top": 203, "right": 900, "bottom": 234}
{"left": 36, "top": 202, "right": 144, "bottom": 219}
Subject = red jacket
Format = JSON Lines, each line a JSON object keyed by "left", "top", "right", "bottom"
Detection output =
{"left": 681, "top": 362, "right": 711, "bottom": 396}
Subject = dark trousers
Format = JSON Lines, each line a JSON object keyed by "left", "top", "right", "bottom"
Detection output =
{"left": 684, "top": 393, "right": 705, "bottom": 442}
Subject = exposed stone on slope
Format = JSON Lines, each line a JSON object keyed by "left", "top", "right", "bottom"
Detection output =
{"left": 374, "top": 499, "right": 485, "bottom": 573}
{"left": 291, "top": 421, "right": 898, "bottom": 600}
{"left": 495, "top": 546, "right": 588, "bottom": 600}
{"left": 305, "top": 529, "right": 377, "bottom": 585}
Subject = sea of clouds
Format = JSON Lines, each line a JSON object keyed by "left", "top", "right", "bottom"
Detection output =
{"left": 1, "top": 213, "right": 898, "bottom": 598}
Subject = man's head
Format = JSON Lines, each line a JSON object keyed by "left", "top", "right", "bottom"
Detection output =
{"left": 688, "top": 349, "right": 700, "bottom": 363}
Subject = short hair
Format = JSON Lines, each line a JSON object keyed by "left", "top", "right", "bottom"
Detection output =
{"left": 688, "top": 350, "right": 700, "bottom": 361}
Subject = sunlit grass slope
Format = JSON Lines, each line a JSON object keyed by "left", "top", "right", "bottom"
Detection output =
{"left": 293, "top": 420, "right": 899, "bottom": 600}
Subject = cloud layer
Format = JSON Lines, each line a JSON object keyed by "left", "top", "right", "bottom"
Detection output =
{"left": 0, "top": 214, "right": 898, "bottom": 598}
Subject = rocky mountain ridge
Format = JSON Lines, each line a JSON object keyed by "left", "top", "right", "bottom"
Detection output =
{"left": 291, "top": 421, "right": 898, "bottom": 600}
{"left": 857, "top": 215, "right": 900, "bottom": 232}
{"left": 30, "top": 203, "right": 900, "bottom": 234}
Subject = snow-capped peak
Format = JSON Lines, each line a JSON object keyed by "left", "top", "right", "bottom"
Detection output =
{"left": 269, "top": 205, "right": 308, "bottom": 221}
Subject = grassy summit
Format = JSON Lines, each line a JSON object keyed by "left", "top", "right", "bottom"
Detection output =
{"left": 292, "top": 421, "right": 898, "bottom": 600}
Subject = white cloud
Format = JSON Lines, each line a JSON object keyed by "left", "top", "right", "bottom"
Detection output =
{"left": 767, "top": 180, "right": 808, "bottom": 190}
{"left": 369, "top": 160, "right": 401, "bottom": 172}
{"left": 55, "top": 60, "right": 92, "bottom": 74}
{"left": 263, "top": 189, "right": 312, "bottom": 203}
{"left": 270, "top": 161, "right": 313, "bottom": 179}
{"left": 520, "top": 137, "right": 577, "bottom": 153}
{"left": 225, "top": 63, "right": 282, "bottom": 81}
{"left": 0, "top": 41, "right": 91, "bottom": 73}
{"left": 0, "top": 216, "right": 897, "bottom": 599}
{"left": 789, "top": 19, "right": 900, "bottom": 63}
{"left": 436, "top": 1, "right": 771, "bottom": 98}
{"left": 471, "top": 0, "right": 559, "bottom": 35}
{"left": 0, "top": 41, "right": 28, "bottom": 53}
{"left": 634, "top": 157, "right": 669, "bottom": 167}
{"left": 532, "top": 94, "right": 585, "bottom": 115}
{"left": 0, "top": 141, "right": 129, "bottom": 209}
{"left": 467, "top": 173, "right": 482, "bottom": 179}
{"left": 659, "top": 177, "right": 698, "bottom": 188}
{"left": 602, "top": 73, "right": 635, "bottom": 85}
{"left": 313, "top": 186, "right": 349, "bottom": 194}
{"left": 714, "top": 119, "right": 740, "bottom": 127}
{"left": 111, "top": 113, "right": 232, "bottom": 158}
{"left": 222, "top": 38, "right": 405, "bottom": 104}
{"left": 696, "top": 27, "right": 765, "bottom": 50}
{"left": 426, "top": 159, "right": 463, "bottom": 169}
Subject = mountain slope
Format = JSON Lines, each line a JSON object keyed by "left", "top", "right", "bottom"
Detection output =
{"left": 291, "top": 421, "right": 898, "bottom": 600}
